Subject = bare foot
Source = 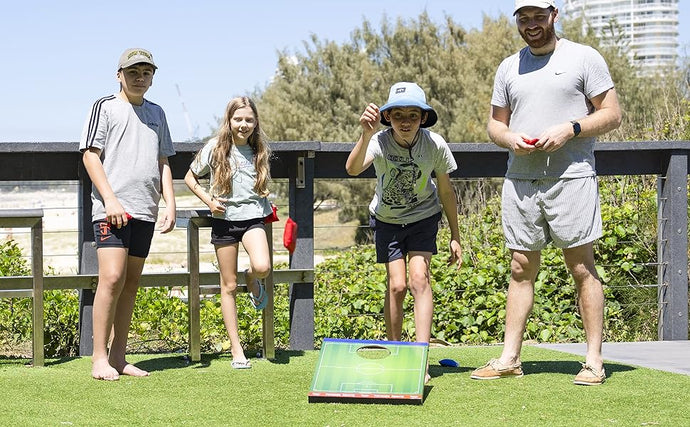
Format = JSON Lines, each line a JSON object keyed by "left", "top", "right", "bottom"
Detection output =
{"left": 119, "top": 363, "right": 150, "bottom": 377}
{"left": 92, "top": 359, "right": 120, "bottom": 381}
{"left": 425, "top": 372, "right": 431, "bottom": 384}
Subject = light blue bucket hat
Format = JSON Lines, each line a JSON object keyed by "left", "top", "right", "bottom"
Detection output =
{"left": 379, "top": 82, "right": 438, "bottom": 128}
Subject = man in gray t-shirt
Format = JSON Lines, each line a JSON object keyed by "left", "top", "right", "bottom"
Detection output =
{"left": 470, "top": 1, "right": 621, "bottom": 386}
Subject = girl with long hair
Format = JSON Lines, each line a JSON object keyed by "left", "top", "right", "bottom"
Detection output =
{"left": 184, "top": 96, "right": 272, "bottom": 369}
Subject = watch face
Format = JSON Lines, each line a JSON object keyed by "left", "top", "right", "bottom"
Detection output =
{"left": 572, "top": 121, "right": 581, "bottom": 136}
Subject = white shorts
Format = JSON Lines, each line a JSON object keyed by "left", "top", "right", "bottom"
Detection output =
{"left": 501, "top": 176, "right": 602, "bottom": 251}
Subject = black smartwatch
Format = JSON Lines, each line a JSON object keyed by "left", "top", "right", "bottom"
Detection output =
{"left": 571, "top": 120, "right": 581, "bottom": 137}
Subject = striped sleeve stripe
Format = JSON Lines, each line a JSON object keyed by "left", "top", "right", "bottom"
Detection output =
{"left": 84, "top": 95, "right": 116, "bottom": 149}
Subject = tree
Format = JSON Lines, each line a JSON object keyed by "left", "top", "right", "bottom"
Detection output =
{"left": 256, "top": 13, "right": 527, "bottom": 144}
{"left": 252, "top": 11, "right": 688, "bottom": 230}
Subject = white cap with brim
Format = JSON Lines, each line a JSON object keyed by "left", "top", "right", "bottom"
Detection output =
{"left": 379, "top": 82, "right": 438, "bottom": 128}
{"left": 514, "top": 0, "right": 556, "bottom": 14}
{"left": 118, "top": 48, "right": 157, "bottom": 70}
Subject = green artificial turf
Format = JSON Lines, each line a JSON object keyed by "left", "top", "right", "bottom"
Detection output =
{"left": 1, "top": 346, "right": 688, "bottom": 426}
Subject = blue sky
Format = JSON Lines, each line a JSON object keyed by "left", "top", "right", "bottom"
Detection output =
{"left": 2, "top": 0, "right": 688, "bottom": 143}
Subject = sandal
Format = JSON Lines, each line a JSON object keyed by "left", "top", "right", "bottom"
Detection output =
{"left": 231, "top": 359, "right": 252, "bottom": 369}
{"left": 246, "top": 270, "right": 268, "bottom": 311}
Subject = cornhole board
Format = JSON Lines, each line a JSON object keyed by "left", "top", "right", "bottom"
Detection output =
{"left": 308, "top": 338, "right": 428, "bottom": 404}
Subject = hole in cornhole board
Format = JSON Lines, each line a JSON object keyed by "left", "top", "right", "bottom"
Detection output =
{"left": 308, "top": 338, "right": 428, "bottom": 405}
{"left": 356, "top": 345, "right": 391, "bottom": 360}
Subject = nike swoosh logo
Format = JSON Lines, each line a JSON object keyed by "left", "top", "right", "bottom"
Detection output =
{"left": 555, "top": 71, "right": 566, "bottom": 75}
{"left": 100, "top": 235, "right": 112, "bottom": 242}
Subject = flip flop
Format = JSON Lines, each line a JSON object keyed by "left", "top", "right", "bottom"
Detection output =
{"left": 249, "top": 281, "right": 268, "bottom": 311}
{"left": 231, "top": 359, "right": 252, "bottom": 369}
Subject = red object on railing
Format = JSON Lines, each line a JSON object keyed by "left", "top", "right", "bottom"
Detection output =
{"left": 283, "top": 217, "right": 298, "bottom": 254}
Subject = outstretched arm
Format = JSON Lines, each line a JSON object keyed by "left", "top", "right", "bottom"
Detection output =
{"left": 346, "top": 103, "right": 380, "bottom": 176}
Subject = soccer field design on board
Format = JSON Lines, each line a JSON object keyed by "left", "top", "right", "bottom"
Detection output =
{"left": 308, "top": 338, "right": 428, "bottom": 404}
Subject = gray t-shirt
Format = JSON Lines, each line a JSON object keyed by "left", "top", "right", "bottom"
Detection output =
{"left": 190, "top": 138, "right": 272, "bottom": 221}
{"left": 492, "top": 39, "right": 614, "bottom": 179}
{"left": 79, "top": 95, "right": 175, "bottom": 222}
{"left": 366, "top": 128, "right": 457, "bottom": 224}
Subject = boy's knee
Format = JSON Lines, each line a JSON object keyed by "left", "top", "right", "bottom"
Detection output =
{"left": 408, "top": 279, "right": 430, "bottom": 296}
{"left": 388, "top": 280, "right": 407, "bottom": 294}
{"left": 98, "top": 271, "right": 126, "bottom": 291}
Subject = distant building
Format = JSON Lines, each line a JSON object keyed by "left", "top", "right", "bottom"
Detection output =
{"left": 561, "top": 0, "right": 679, "bottom": 71}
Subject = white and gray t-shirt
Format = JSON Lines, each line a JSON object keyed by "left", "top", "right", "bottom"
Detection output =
{"left": 366, "top": 128, "right": 457, "bottom": 225}
{"left": 190, "top": 138, "right": 272, "bottom": 222}
{"left": 491, "top": 38, "right": 615, "bottom": 179}
{"left": 79, "top": 95, "right": 175, "bottom": 222}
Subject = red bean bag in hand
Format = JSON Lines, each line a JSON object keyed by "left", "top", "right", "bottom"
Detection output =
{"left": 264, "top": 204, "right": 280, "bottom": 223}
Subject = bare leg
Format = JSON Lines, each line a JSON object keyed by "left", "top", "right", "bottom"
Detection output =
{"left": 384, "top": 258, "right": 408, "bottom": 341}
{"left": 91, "top": 247, "right": 128, "bottom": 380}
{"left": 497, "top": 250, "right": 541, "bottom": 366}
{"left": 241, "top": 227, "right": 271, "bottom": 297}
{"left": 564, "top": 243, "right": 604, "bottom": 371}
{"left": 407, "top": 252, "right": 433, "bottom": 344}
{"left": 215, "top": 243, "right": 246, "bottom": 363}
{"left": 407, "top": 251, "right": 433, "bottom": 383}
{"left": 109, "top": 255, "right": 148, "bottom": 377}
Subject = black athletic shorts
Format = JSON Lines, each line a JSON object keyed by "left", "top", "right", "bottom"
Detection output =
{"left": 370, "top": 211, "right": 441, "bottom": 263}
{"left": 92, "top": 219, "right": 155, "bottom": 258}
{"left": 210, "top": 217, "right": 265, "bottom": 246}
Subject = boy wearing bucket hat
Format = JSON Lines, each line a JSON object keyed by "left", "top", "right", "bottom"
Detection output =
{"left": 346, "top": 82, "right": 462, "bottom": 382}
{"left": 470, "top": 1, "right": 621, "bottom": 385}
{"left": 79, "top": 48, "right": 176, "bottom": 381}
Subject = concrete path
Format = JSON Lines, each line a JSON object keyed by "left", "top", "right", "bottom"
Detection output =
{"left": 534, "top": 340, "right": 690, "bottom": 376}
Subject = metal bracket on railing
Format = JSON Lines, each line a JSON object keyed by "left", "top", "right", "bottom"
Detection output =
{"left": 297, "top": 156, "right": 305, "bottom": 189}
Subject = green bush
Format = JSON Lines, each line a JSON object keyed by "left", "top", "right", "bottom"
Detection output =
{"left": 0, "top": 240, "right": 30, "bottom": 276}
{"left": 314, "top": 178, "right": 660, "bottom": 346}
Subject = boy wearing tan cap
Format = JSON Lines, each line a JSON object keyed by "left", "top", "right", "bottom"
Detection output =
{"left": 79, "top": 48, "right": 176, "bottom": 380}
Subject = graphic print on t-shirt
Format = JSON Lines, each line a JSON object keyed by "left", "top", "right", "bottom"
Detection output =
{"left": 381, "top": 161, "right": 421, "bottom": 210}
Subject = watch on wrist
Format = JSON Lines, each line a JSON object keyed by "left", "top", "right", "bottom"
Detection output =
{"left": 571, "top": 120, "right": 581, "bottom": 137}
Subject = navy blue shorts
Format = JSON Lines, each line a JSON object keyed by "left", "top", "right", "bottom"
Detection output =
{"left": 210, "top": 217, "right": 265, "bottom": 246}
{"left": 92, "top": 219, "right": 155, "bottom": 258}
{"left": 371, "top": 212, "right": 441, "bottom": 263}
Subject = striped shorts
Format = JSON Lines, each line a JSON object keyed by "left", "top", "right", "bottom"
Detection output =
{"left": 501, "top": 176, "right": 602, "bottom": 251}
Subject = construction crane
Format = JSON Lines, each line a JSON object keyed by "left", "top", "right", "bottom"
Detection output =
{"left": 176, "top": 83, "right": 199, "bottom": 142}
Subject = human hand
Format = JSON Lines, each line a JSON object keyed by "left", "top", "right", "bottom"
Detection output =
{"left": 360, "top": 103, "right": 380, "bottom": 133}
{"left": 531, "top": 122, "right": 573, "bottom": 152}
{"left": 512, "top": 133, "right": 538, "bottom": 156}
{"left": 447, "top": 239, "right": 462, "bottom": 270}
{"left": 104, "top": 199, "right": 129, "bottom": 228}
{"left": 208, "top": 197, "right": 228, "bottom": 216}
{"left": 158, "top": 205, "right": 176, "bottom": 234}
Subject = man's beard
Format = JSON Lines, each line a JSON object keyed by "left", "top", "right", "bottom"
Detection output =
{"left": 519, "top": 23, "right": 556, "bottom": 50}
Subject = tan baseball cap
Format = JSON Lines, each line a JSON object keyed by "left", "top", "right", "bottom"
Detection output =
{"left": 514, "top": 0, "right": 556, "bottom": 14}
{"left": 118, "top": 48, "right": 157, "bottom": 70}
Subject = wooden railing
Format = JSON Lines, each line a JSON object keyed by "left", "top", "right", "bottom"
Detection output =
{"left": 0, "top": 140, "right": 688, "bottom": 365}
{"left": 0, "top": 208, "right": 314, "bottom": 365}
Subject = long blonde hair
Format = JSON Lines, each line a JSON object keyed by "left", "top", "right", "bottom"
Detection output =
{"left": 208, "top": 96, "right": 271, "bottom": 197}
